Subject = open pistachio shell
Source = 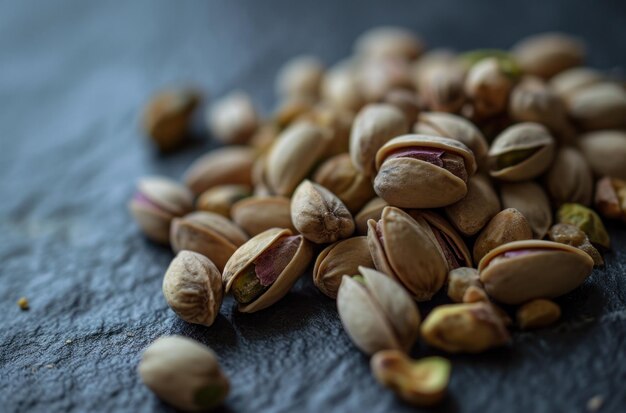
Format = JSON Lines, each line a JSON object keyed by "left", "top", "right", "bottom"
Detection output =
{"left": 500, "top": 182, "right": 552, "bottom": 239}
{"left": 374, "top": 135, "right": 476, "bottom": 208}
{"left": 355, "top": 197, "right": 388, "bottom": 235}
{"left": 444, "top": 174, "right": 500, "bottom": 236}
{"left": 223, "top": 228, "right": 313, "bottom": 313}
{"left": 231, "top": 196, "right": 296, "bottom": 236}
{"left": 488, "top": 122, "right": 555, "bottom": 181}
{"left": 184, "top": 146, "right": 256, "bottom": 195}
{"left": 478, "top": 240, "right": 594, "bottom": 305}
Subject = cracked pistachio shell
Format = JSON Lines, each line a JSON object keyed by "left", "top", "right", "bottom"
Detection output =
{"left": 196, "top": 185, "right": 251, "bottom": 218}
{"left": 549, "top": 67, "right": 604, "bottom": 100}
{"left": 367, "top": 207, "right": 447, "bottom": 301}
{"left": 488, "top": 122, "right": 555, "bottom": 181}
{"left": 265, "top": 120, "right": 332, "bottom": 196}
{"left": 170, "top": 211, "right": 249, "bottom": 272}
{"left": 350, "top": 104, "right": 409, "bottom": 177}
{"left": 354, "top": 26, "right": 424, "bottom": 61}
{"left": 500, "top": 182, "right": 552, "bottom": 239}
{"left": 207, "top": 91, "right": 258, "bottom": 145}
{"left": 414, "top": 112, "right": 489, "bottom": 169}
{"left": 444, "top": 174, "right": 501, "bottom": 236}
{"left": 567, "top": 82, "right": 626, "bottom": 131}
{"left": 595, "top": 176, "right": 626, "bottom": 223}
{"left": 184, "top": 146, "right": 255, "bottom": 195}
{"left": 223, "top": 228, "right": 313, "bottom": 313}
{"left": 512, "top": 32, "right": 585, "bottom": 79}
{"left": 473, "top": 208, "right": 533, "bottom": 263}
{"left": 374, "top": 135, "right": 476, "bottom": 208}
{"left": 337, "top": 267, "right": 421, "bottom": 355}
{"left": 129, "top": 176, "right": 194, "bottom": 244}
{"left": 478, "top": 240, "right": 594, "bottom": 305}
{"left": 138, "top": 336, "right": 229, "bottom": 412}
{"left": 579, "top": 130, "right": 626, "bottom": 180}
{"left": 464, "top": 57, "right": 514, "bottom": 118}
{"left": 556, "top": 203, "right": 610, "bottom": 250}
{"left": 231, "top": 196, "right": 296, "bottom": 236}
{"left": 162, "top": 251, "right": 223, "bottom": 327}
{"left": 291, "top": 180, "right": 355, "bottom": 244}
{"left": 313, "top": 153, "right": 376, "bottom": 213}
{"left": 313, "top": 237, "right": 374, "bottom": 299}
{"left": 355, "top": 197, "right": 388, "bottom": 235}
{"left": 276, "top": 55, "right": 324, "bottom": 100}
{"left": 321, "top": 60, "right": 364, "bottom": 113}
{"left": 545, "top": 147, "right": 593, "bottom": 206}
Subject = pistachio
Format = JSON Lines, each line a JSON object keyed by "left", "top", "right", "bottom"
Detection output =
{"left": 291, "top": 180, "right": 355, "bottom": 244}
{"left": 141, "top": 88, "right": 200, "bottom": 152}
{"left": 265, "top": 120, "right": 332, "bottom": 196}
{"left": 321, "top": 60, "right": 364, "bottom": 112}
{"left": 354, "top": 26, "right": 424, "bottom": 61}
{"left": 354, "top": 197, "right": 388, "bottom": 235}
{"left": 516, "top": 299, "right": 561, "bottom": 330}
{"left": 367, "top": 207, "right": 448, "bottom": 301}
{"left": 370, "top": 351, "right": 450, "bottom": 407}
{"left": 463, "top": 285, "right": 490, "bottom": 304}
{"left": 473, "top": 208, "right": 534, "bottom": 263}
{"left": 512, "top": 32, "right": 585, "bottom": 79}
{"left": 223, "top": 228, "right": 313, "bottom": 312}
{"left": 207, "top": 91, "right": 258, "bottom": 144}
{"left": 545, "top": 146, "right": 593, "bottom": 206}
{"left": 447, "top": 267, "right": 482, "bottom": 303}
{"left": 272, "top": 97, "right": 315, "bottom": 130}
{"left": 138, "top": 336, "right": 229, "bottom": 412}
{"left": 313, "top": 153, "right": 376, "bottom": 213}
{"left": 162, "top": 251, "right": 223, "bottom": 326}
{"left": 129, "top": 176, "right": 194, "bottom": 244}
{"left": 488, "top": 122, "right": 555, "bottom": 181}
{"left": 595, "top": 176, "right": 626, "bottom": 223}
{"left": 579, "top": 130, "right": 626, "bottom": 180}
{"left": 196, "top": 185, "right": 251, "bottom": 218}
{"left": 382, "top": 89, "right": 420, "bottom": 124}
{"left": 548, "top": 223, "right": 603, "bottom": 267}
{"left": 337, "top": 267, "right": 421, "bottom": 355}
{"left": 464, "top": 57, "right": 515, "bottom": 119}
{"left": 300, "top": 105, "right": 353, "bottom": 156}
{"left": 184, "top": 146, "right": 255, "bottom": 195}
{"left": 556, "top": 203, "right": 610, "bottom": 250}
{"left": 444, "top": 174, "right": 501, "bottom": 236}
{"left": 549, "top": 67, "right": 604, "bottom": 100}
{"left": 418, "top": 62, "right": 467, "bottom": 113}
{"left": 231, "top": 196, "right": 296, "bottom": 236}
{"left": 460, "top": 49, "right": 521, "bottom": 77}
{"left": 421, "top": 302, "right": 511, "bottom": 353}
{"left": 500, "top": 181, "right": 552, "bottom": 238}
{"left": 276, "top": 55, "right": 324, "bottom": 100}
{"left": 313, "top": 237, "right": 374, "bottom": 299}
{"left": 170, "top": 211, "right": 249, "bottom": 271}
{"left": 567, "top": 82, "right": 626, "bottom": 130}
{"left": 249, "top": 122, "right": 280, "bottom": 152}
{"left": 479, "top": 240, "right": 594, "bottom": 305}
{"left": 374, "top": 134, "right": 476, "bottom": 208}
{"left": 358, "top": 58, "right": 415, "bottom": 102}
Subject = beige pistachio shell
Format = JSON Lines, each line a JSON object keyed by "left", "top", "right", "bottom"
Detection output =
{"left": 184, "top": 146, "right": 255, "bottom": 195}
{"left": 579, "top": 130, "right": 626, "bottom": 180}
{"left": 595, "top": 176, "right": 626, "bottom": 223}
{"left": 291, "top": 180, "right": 355, "bottom": 244}
{"left": 223, "top": 228, "right": 313, "bottom": 313}
{"left": 357, "top": 58, "right": 415, "bottom": 102}
{"left": 265, "top": 121, "right": 332, "bottom": 196}
{"left": 545, "top": 146, "right": 593, "bottom": 206}
{"left": 444, "top": 174, "right": 500, "bottom": 236}
{"left": 249, "top": 122, "right": 280, "bottom": 152}
{"left": 337, "top": 267, "right": 421, "bottom": 355}
{"left": 355, "top": 197, "right": 388, "bottom": 235}
{"left": 321, "top": 60, "right": 364, "bottom": 113}
{"left": 549, "top": 67, "right": 603, "bottom": 100}
{"left": 313, "top": 237, "right": 374, "bottom": 299}
{"left": 207, "top": 91, "right": 258, "bottom": 145}
{"left": 464, "top": 58, "right": 513, "bottom": 118}
{"left": 512, "top": 32, "right": 585, "bottom": 79}
{"left": 170, "top": 211, "right": 249, "bottom": 272}
{"left": 374, "top": 134, "right": 476, "bottom": 208}
{"left": 417, "top": 63, "right": 466, "bottom": 114}
{"left": 548, "top": 223, "right": 603, "bottom": 267}
{"left": 272, "top": 97, "right": 315, "bottom": 129}
{"left": 567, "top": 83, "right": 626, "bottom": 130}
{"left": 383, "top": 89, "right": 420, "bottom": 124}
{"left": 488, "top": 122, "right": 555, "bottom": 181}
{"left": 162, "top": 251, "right": 223, "bottom": 327}
{"left": 196, "top": 184, "right": 251, "bottom": 218}
{"left": 367, "top": 207, "right": 447, "bottom": 301}
{"left": 354, "top": 26, "right": 424, "bottom": 61}
{"left": 473, "top": 208, "right": 534, "bottom": 263}
{"left": 500, "top": 182, "right": 552, "bottom": 239}
{"left": 447, "top": 267, "right": 482, "bottom": 303}
{"left": 478, "top": 240, "right": 594, "bottom": 305}
{"left": 231, "top": 196, "right": 296, "bottom": 236}
{"left": 276, "top": 55, "right": 324, "bottom": 100}
{"left": 300, "top": 105, "right": 353, "bottom": 157}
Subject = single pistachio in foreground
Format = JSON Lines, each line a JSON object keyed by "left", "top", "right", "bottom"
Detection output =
{"left": 556, "top": 203, "right": 610, "bottom": 250}
{"left": 516, "top": 299, "right": 561, "bottom": 330}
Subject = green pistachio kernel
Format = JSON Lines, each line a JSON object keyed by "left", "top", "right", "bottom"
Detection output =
{"left": 231, "top": 266, "right": 268, "bottom": 305}
{"left": 352, "top": 275, "right": 366, "bottom": 284}
{"left": 194, "top": 384, "right": 226, "bottom": 409}
{"left": 495, "top": 147, "right": 540, "bottom": 170}
{"left": 460, "top": 49, "right": 522, "bottom": 79}
{"left": 557, "top": 203, "right": 610, "bottom": 250}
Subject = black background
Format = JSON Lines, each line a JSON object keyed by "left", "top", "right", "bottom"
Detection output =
{"left": 1, "top": 1, "right": 625, "bottom": 412}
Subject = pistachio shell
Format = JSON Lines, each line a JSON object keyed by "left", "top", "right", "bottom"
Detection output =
{"left": 418, "top": 63, "right": 466, "bottom": 113}
{"left": 358, "top": 58, "right": 415, "bottom": 102}
{"left": 196, "top": 185, "right": 252, "bottom": 218}
{"left": 447, "top": 267, "right": 482, "bottom": 303}
{"left": 548, "top": 223, "right": 604, "bottom": 267}
{"left": 444, "top": 174, "right": 500, "bottom": 236}
{"left": 300, "top": 105, "right": 353, "bottom": 156}
{"left": 479, "top": 240, "right": 594, "bottom": 304}
{"left": 382, "top": 89, "right": 420, "bottom": 124}
{"left": 549, "top": 67, "right": 603, "bottom": 100}
{"left": 545, "top": 147, "right": 593, "bottom": 206}
{"left": 516, "top": 299, "right": 561, "bottom": 330}
{"left": 500, "top": 182, "right": 552, "bottom": 238}
{"left": 595, "top": 176, "right": 626, "bottom": 223}
{"left": 556, "top": 203, "right": 610, "bottom": 249}
{"left": 276, "top": 55, "right": 324, "bottom": 100}
{"left": 512, "top": 32, "right": 585, "bottom": 79}
{"left": 321, "top": 60, "right": 364, "bottom": 112}
{"left": 272, "top": 97, "right": 315, "bottom": 129}
{"left": 567, "top": 83, "right": 626, "bottom": 130}
{"left": 354, "top": 26, "right": 424, "bottom": 61}
{"left": 473, "top": 208, "right": 534, "bottom": 263}
{"left": 231, "top": 196, "right": 296, "bottom": 236}
{"left": 207, "top": 91, "right": 258, "bottom": 144}
{"left": 223, "top": 228, "right": 313, "bottom": 313}
{"left": 464, "top": 58, "right": 513, "bottom": 118}
{"left": 355, "top": 197, "right": 388, "bottom": 235}
{"left": 579, "top": 130, "right": 626, "bottom": 180}
{"left": 184, "top": 146, "right": 255, "bottom": 195}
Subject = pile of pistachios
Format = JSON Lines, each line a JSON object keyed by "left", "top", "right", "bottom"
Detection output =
{"left": 133, "top": 27, "right": 626, "bottom": 411}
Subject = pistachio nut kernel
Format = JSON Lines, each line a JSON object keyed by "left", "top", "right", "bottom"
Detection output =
{"left": 231, "top": 196, "right": 296, "bottom": 236}
{"left": 488, "top": 122, "right": 555, "bottom": 181}
{"left": 354, "top": 26, "right": 424, "bottom": 61}
{"left": 184, "top": 146, "right": 256, "bottom": 196}
{"left": 337, "top": 267, "right": 421, "bottom": 355}
{"left": 478, "top": 240, "right": 594, "bottom": 305}
{"left": 556, "top": 203, "right": 610, "bottom": 250}
{"left": 207, "top": 90, "right": 258, "bottom": 145}
{"left": 370, "top": 351, "right": 451, "bottom": 407}
{"left": 196, "top": 185, "right": 251, "bottom": 218}
{"left": 354, "top": 197, "right": 388, "bottom": 235}
{"left": 516, "top": 299, "right": 562, "bottom": 330}
{"left": 463, "top": 285, "right": 490, "bottom": 304}
{"left": 162, "top": 251, "right": 223, "bottom": 327}
{"left": 138, "top": 336, "right": 229, "bottom": 412}
{"left": 374, "top": 134, "right": 476, "bottom": 208}
{"left": 464, "top": 57, "right": 515, "bottom": 119}
{"left": 421, "top": 302, "right": 511, "bottom": 353}
{"left": 129, "top": 176, "right": 194, "bottom": 244}
{"left": 500, "top": 181, "right": 553, "bottom": 239}
{"left": 545, "top": 147, "right": 593, "bottom": 207}
{"left": 275, "top": 55, "right": 324, "bottom": 100}
{"left": 512, "top": 32, "right": 585, "bottom": 79}
{"left": 367, "top": 207, "right": 448, "bottom": 301}
{"left": 447, "top": 267, "right": 482, "bottom": 303}
{"left": 548, "top": 223, "right": 603, "bottom": 267}
{"left": 444, "top": 174, "right": 501, "bottom": 236}
{"left": 223, "top": 228, "right": 313, "bottom": 313}
{"left": 595, "top": 176, "right": 626, "bottom": 223}
{"left": 579, "top": 130, "right": 626, "bottom": 180}
{"left": 567, "top": 82, "right": 626, "bottom": 131}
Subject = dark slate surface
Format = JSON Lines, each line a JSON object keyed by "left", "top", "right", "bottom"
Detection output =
{"left": 1, "top": 1, "right": 625, "bottom": 412}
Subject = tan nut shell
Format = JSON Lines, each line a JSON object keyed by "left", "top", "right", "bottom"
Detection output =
{"left": 579, "top": 130, "right": 626, "bottom": 180}
{"left": 473, "top": 208, "right": 534, "bottom": 263}
{"left": 549, "top": 67, "right": 603, "bottom": 100}
{"left": 567, "top": 83, "right": 626, "bottom": 131}
{"left": 500, "top": 182, "right": 552, "bottom": 239}
{"left": 354, "top": 26, "right": 424, "bottom": 61}
{"left": 162, "top": 251, "right": 223, "bottom": 327}
{"left": 207, "top": 91, "right": 258, "bottom": 145}
{"left": 367, "top": 207, "right": 447, "bottom": 301}
{"left": 184, "top": 146, "right": 255, "bottom": 195}
{"left": 196, "top": 184, "right": 251, "bottom": 218}
{"left": 276, "top": 55, "right": 324, "bottom": 99}
{"left": 374, "top": 134, "right": 476, "bottom": 208}
{"left": 512, "top": 32, "right": 585, "bottom": 79}
{"left": 545, "top": 146, "right": 593, "bottom": 206}
{"left": 355, "top": 197, "right": 388, "bottom": 235}
{"left": 478, "top": 240, "right": 594, "bottom": 305}
{"left": 444, "top": 174, "right": 501, "bottom": 236}
{"left": 223, "top": 228, "right": 313, "bottom": 313}
{"left": 313, "top": 237, "right": 374, "bottom": 299}
{"left": 488, "top": 122, "right": 555, "bottom": 181}
{"left": 231, "top": 196, "right": 296, "bottom": 236}
{"left": 337, "top": 267, "right": 421, "bottom": 355}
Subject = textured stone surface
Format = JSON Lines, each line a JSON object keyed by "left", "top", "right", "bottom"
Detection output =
{"left": 1, "top": 1, "right": 626, "bottom": 412}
